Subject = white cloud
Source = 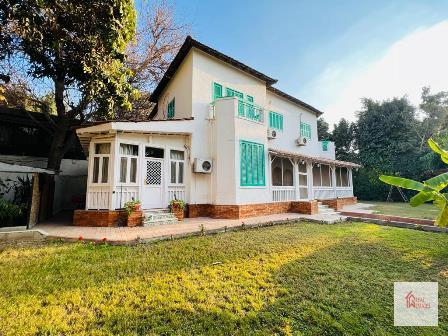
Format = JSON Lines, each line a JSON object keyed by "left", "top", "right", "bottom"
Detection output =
{"left": 306, "top": 20, "right": 448, "bottom": 126}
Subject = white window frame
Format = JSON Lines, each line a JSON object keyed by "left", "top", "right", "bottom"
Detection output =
{"left": 91, "top": 142, "right": 111, "bottom": 184}
{"left": 169, "top": 149, "right": 185, "bottom": 185}
{"left": 312, "top": 163, "right": 333, "bottom": 187}
{"left": 118, "top": 143, "right": 139, "bottom": 185}
{"left": 336, "top": 166, "right": 350, "bottom": 187}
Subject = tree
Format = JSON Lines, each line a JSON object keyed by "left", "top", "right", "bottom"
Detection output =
{"left": 117, "top": 0, "right": 189, "bottom": 119}
{"left": 332, "top": 118, "right": 356, "bottom": 162}
{"left": 354, "top": 97, "right": 422, "bottom": 200}
{"left": 317, "top": 117, "right": 331, "bottom": 141}
{"left": 380, "top": 139, "right": 448, "bottom": 226}
{"left": 417, "top": 86, "right": 448, "bottom": 148}
{"left": 1, "top": 0, "right": 136, "bottom": 217}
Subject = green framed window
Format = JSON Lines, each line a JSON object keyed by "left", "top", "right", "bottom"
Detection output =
{"left": 225, "top": 88, "right": 244, "bottom": 116}
{"left": 300, "top": 122, "right": 311, "bottom": 139}
{"left": 322, "top": 140, "right": 329, "bottom": 151}
{"left": 213, "top": 82, "right": 222, "bottom": 100}
{"left": 269, "top": 111, "right": 283, "bottom": 130}
{"left": 240, "top": 140, "right": 265, "bottom": 186}
{"left": 167, "top": 98, "right": 175, "bottom": 119}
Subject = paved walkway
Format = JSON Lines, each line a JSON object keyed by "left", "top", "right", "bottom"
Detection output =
{"left": 35, "top": 212, "right": 344, "bottom": 243}
{"left": 342, "top": 203, "right": 375, "bottom": 214}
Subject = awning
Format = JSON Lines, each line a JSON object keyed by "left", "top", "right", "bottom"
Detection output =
{"left": 268, "top": 148, "right": 362, "bottom": 168}
{"left": 0, "top": 161, "right": 55, "bottom": 174}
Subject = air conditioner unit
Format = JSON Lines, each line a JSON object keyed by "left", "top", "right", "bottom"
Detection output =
{"left": 267, "top": 128, "right": 277, "bottom": 139}
{"left": 296, "top": 137, "right": 308, "bottom": 146}
{"left": 194, "top": 158, "right": 213, "bottom": 173}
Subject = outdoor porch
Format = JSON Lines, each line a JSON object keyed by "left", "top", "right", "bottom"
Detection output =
{"left": 268, "top": 148, "right": 361, "bottom": 203}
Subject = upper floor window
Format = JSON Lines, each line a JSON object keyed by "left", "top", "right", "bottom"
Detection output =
{"left": 213, "top": 82, "right": 223, "bottom": 100}
{"left": 240, "top": 140, "right": 265, "bottom": 187}
{"left": 167, "top": 98, "right": 175, "bottom": 119}
{"left": 170, "top": 150, "right": 185, "bottom": 184}
{"left": 300, "top": 122, "right": 312, "bottom": 139}
{"left": 322, "top": 140, "right": 329, "bottom": 152}
{"left": 119, "top": 144, "right": 138, "bottom": 183}
{"left": 225, "top": 87, "right": 244, "bottom": 99}
{"left": 92, "top": 143, "right": 110, "bottom": 184}
{"left": 269, "top": 111, "right": 283, "bottom": 131}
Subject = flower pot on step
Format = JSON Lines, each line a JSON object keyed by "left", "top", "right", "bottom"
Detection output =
{"left": 172, "top": 207, "right": 184, "bottom": 221}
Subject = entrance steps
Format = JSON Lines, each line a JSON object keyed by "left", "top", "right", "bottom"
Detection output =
{"left": 317, "top": 202, "right": 347, "bottom": 223}
{"left": 143, "top": 208, "right": 178, "bottom": 226}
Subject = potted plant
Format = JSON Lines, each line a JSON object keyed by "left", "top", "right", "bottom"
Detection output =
{"left": 170, "top": 199, "right": 186, "bottom": 221}
{"left": 123, "top": 200, "right": 142, "bottom": 227}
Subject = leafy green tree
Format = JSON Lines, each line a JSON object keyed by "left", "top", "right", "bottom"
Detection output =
{"left": 380, "top": 139, "right": 448, "bottom": 226}
{"left": 317, "top": 117, "right": 331, "bottom": 141}
{"left": 332, "top": 118, "right": 356, "bottom": 162}
{"left": 354, "top": 97, "right": 421, "bottom": 200}
{"left": 418, "top": 87, "right": 448, "bottom": 146}
{"left": 1, "top": 0, "right": 136, "bottom": 217}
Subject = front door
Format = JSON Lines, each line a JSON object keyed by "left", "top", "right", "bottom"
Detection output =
{"left": 141, "top": 146, "right": 164, "bottom": 209}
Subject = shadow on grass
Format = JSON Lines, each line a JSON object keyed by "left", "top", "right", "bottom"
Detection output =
{"left": 84, "top": 238, "right": 448, "bottom": 335}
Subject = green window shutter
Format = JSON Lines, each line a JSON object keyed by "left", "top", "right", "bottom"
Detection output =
{"left": 300, "top": 122, "right": 311, "bottom": 139}
{"left": 240, "top": 140, "right": 265, "bottom": 186}
{"left": 247, "top": 95, "right": 254, "bottom": 103}
{"left": 226, "top": 88, "right": 234, "bottom": 97}
{"left": 269, "top": 111, "right": 283, "bottom": 130}
{"left": 213, "top": 82, "right": 222, "bottom": 100}
{"left": 322, "top": 140, "right": 329, "bottom": 151}
{"left": 167, "top": 98, "right": 175, "bottom": 119}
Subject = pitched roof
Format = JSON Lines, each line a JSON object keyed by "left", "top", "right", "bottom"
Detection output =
{"left": 150, "top": 36, "right": 324, "bottom": 116}
{"left": 150, "top": 36, "right": 277, "bottom": 102}
{"left": 267, "top": 86, "right": 323, "bottom": 116}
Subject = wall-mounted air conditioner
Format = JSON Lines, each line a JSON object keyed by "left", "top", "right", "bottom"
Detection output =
{"left": 296, "top": 137, "right": 308, "bottom": 146}
{"left": 194, "top": 158, "right": 213, "bottom": 173}
{"left": 267, "top": 128, "right": 277, "bottom": 139}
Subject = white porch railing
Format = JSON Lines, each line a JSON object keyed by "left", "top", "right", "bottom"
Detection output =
{"left": 313, "top": 187, "right": 335, "bottom": 200}
{"left": 87, "top": 186, "right": 111, "bottom": 210}
{"left": 336, "top": 187, "right": 353, "bottom": 198}
{"left": 113, "top": 186, "right": 139, "bottom": 209}
{"left": 272, "top": 186, "right": 296, "bottom": 202}
{"left": 168, "top": 185, "right": 187, "bottom": 203}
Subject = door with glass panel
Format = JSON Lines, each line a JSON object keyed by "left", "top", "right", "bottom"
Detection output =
{"left": 298, "top": 161, "right": 309, "bottom": 199}
{"left": 141, "top": 146, "right": 164, "bottom": 209}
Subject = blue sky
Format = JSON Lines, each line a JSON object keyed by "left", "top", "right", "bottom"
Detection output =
{"left": 141, "top": 0, "right": 448, "bottom": 125}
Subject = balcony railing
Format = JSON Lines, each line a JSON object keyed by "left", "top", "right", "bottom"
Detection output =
{"left": 237, "top": 99, "right": 264, "bottom": 124}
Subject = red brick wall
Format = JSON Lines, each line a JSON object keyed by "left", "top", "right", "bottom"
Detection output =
{"left": 187, "top": 201, "right": 316, "bottom": 220}
{"left": 321, "top": 197, "right": 357, "bottom": 211}
{"left": 73, "top": 210, "right": 142, "bottom": 227}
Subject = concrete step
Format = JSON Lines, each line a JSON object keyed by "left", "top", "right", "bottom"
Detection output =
{"left": 143, "top": 208, "right": 178, "bottom": 226}
{"left": 143, "top": 208, "right": 170, "bottom": 214}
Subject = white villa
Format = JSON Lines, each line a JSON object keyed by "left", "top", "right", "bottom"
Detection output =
{"left": 75, "top": 36, "right": 360, "bottom": 225}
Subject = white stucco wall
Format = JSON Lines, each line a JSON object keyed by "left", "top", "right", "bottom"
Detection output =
{"left": 156, "top": 51, "right": 193, "bottom": 120}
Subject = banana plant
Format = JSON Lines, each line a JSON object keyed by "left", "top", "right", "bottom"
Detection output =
{"left": 379, "top": 139, "right": 448, "bottom": 226}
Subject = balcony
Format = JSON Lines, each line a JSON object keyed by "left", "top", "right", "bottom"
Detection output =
{"left": 236, "top": 98, "right": 264, "bottom": 124}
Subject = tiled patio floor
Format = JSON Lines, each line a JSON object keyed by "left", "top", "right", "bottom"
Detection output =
{"left": 35, "top": 212, "right": 344, "bottom": 243}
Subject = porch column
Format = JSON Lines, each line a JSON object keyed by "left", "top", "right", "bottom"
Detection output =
{"left": 293, "top": 158, "right": 299, "bottom": 201}
{"left": 332, "top": 165, "right": 337, "bottom": 198}
{"left": 108, "top": 137, "right": 118, "bottom": 210}
{"left": 349, "top": 168, "right": 354, "bottom": 196}
{"left": 308, "top": 161, "right": 314, "bottom": 200}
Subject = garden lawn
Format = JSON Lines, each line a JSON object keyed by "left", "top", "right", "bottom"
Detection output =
{"left": 368, "top": 201, "right": 440, "bottom": 220}
{"left": 1, "top": 222, "right": 448, "bottom": 335}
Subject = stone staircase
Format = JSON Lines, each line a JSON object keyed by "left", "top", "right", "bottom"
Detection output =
{"left": 317, "top": 202, "right": 347, "bottom": 223}
{"left": 143, "top": 208, "right": 178, "bottom": 226}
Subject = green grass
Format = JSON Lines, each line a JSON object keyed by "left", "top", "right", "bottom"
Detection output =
{"left": 1, "top": 222, "right": 448, "bottom": 335}
{"left": 367, "top": 201, "right": 439, "bottom": 220}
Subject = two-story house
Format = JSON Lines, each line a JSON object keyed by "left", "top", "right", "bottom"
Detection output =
{"left": 75, "top": 36, "right": 360, "bottom": 225}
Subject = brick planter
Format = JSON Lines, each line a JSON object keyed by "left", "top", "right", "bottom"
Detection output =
{"left": 126, "top": 210, "right": 143, "bottom": 227}
{"left": 171, "top": 208, "right": 185, "bottom": 221}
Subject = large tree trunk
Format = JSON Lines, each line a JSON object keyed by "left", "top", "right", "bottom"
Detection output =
{"left": 40, "top": 77, "right": 68, "bottom": 221}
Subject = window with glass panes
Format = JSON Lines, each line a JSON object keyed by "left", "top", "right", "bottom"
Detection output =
{"left": 119, "top": 144, "right": 138, "bottom": 183}
{"left": 91, "top": 143, "right": 111, "bottom": 184}
{"left": 170, "top": 150, "right": 184, "bottom": 184}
